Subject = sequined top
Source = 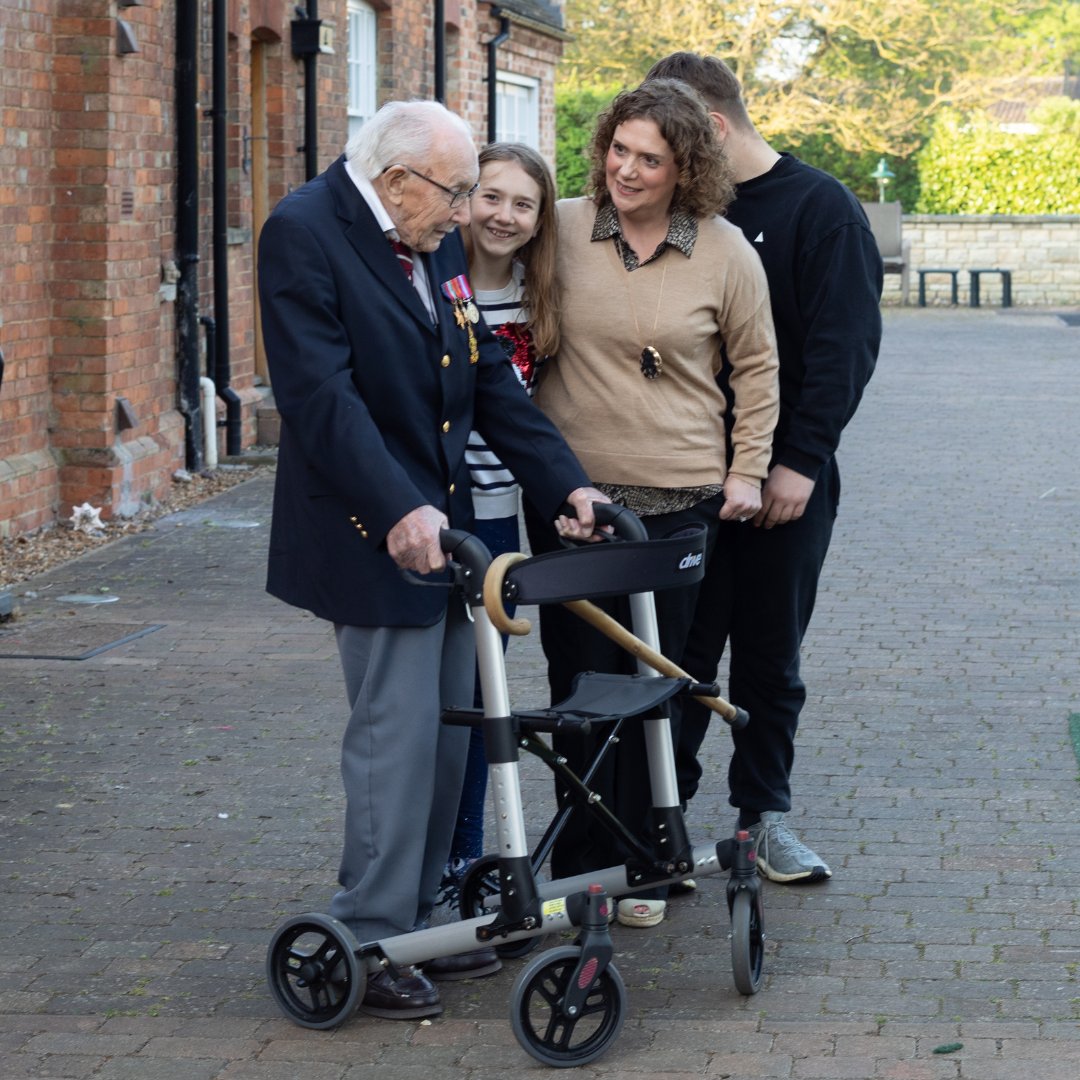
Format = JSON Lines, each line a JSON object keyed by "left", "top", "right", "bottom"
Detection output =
{"left": 466, "top": 262, "right": 539, "bottom": 520}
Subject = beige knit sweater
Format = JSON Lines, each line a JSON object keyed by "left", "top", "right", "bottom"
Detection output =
{"left": 536, "top": 197, "right": 779, "bottom": 489}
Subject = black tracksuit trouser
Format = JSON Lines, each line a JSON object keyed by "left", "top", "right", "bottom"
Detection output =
{"left": 676, "top": 457, "right": 840, "bottom": 818}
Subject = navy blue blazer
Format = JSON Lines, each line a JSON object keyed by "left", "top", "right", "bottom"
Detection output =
{"left": 258, "top": 156, "right": 588, "bottom": 626}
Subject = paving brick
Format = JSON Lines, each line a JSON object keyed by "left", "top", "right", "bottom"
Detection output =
{"left": 2, "top": 310, "right": 1079, "bottom": 1077}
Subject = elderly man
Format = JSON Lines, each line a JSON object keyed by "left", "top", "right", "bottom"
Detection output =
{"left": 258, "top": 100, "right": 604, "bottom": 1020}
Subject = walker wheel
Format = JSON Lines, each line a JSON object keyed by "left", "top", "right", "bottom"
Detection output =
{"left": 266, "top": 913, "right": 362, "bottom": 1029}
{"left": 459, "top": 854, "right": 541, "bottom": 959}
{"left": 730, "top": 887, "right": 765, "bottom": 995}
{"left": 510, "top": 945, "right": 625, "bottom": 1067}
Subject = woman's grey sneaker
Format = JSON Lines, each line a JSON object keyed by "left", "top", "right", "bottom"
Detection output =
{"left": 748, "top": 812, "right": 832, "bottom": 883}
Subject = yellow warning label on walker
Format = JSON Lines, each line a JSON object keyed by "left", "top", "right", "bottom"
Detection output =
{"left": 542, "top": 898, "right": 566, "bottom": 917}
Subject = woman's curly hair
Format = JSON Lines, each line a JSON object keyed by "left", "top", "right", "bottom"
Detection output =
{"left": 588, "top": 79, "right": 735, "bottom": 218}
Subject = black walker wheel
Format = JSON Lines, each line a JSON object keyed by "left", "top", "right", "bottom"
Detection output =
{"left": 729, "top": 887, "right": 765, "bottom": 995}
{"left": 459, "top": 854, "right": 542, "bottom": 959}
{"left": 266, "top": 913, "right": 362, "bottom": 1029}
{"left": 509, "top": 945, "right": 626, "bottom": 1067}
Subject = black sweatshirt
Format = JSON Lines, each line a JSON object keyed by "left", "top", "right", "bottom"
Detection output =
{"left": 724, "top": 153, "right": 883, "bottom": 481}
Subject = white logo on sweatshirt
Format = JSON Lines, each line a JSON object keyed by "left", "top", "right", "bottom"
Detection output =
{"left": 753, "top": 231, "right": 764, "bottom": 243}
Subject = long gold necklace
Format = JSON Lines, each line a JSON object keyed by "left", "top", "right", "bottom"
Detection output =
{"left": 618, "top": 244, "right": 669, "bottom": 380}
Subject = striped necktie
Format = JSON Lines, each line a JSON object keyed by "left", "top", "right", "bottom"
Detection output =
{"left": 388, "top": 237, "right": 414, "bottom": 283}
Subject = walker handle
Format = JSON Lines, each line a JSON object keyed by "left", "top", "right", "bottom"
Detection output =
{"left": 439, "top": 528, "right": 494, "bottom": 604}
{"left": 556, "top": 499, "right": 648, "bottom": 542}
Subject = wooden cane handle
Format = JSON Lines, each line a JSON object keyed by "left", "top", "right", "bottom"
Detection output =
{"left": 483, "top": 552, "right": 532, "bottom": 636}
{"left": 563, "top": 599, "right": 738, "bottom": 722}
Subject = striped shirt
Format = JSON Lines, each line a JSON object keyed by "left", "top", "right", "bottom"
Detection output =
{"left": 466, "top": 262, "right": 538, "bottom": 519}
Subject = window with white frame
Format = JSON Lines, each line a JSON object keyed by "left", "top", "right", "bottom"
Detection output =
{"left": 347, "top": 1, "right": 377, "bottom": 142}
{"left": 495, "top": 72, "right": 540, "bottom": 147}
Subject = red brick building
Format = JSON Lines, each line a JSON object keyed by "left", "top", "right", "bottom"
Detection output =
{"left": 0, "top": 0, "right": 567, "bottom": 540}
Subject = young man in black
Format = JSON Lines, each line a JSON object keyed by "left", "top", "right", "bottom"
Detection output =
{"left": 646, "top": 52, "right": 883, "bottom": 882}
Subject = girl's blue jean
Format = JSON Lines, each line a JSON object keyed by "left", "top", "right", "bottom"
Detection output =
{"left": 448, "top": 513, "right": 519, "bottom": 862}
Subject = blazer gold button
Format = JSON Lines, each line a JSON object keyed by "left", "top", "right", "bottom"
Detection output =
{"left": 441, "top": 354, "right": 451, "bottom": 367}
{"left": 448, "top": 483, "right": 456, "bottom": 494}
{"left": 361, "top": 530, "right": 369, "bottom": 539}
{"left": 441, "top": 420, "right": 450, "bottom": 433}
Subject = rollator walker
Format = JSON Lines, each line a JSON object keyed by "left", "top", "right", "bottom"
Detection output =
{"left": 266, "top": 504, "right": 766, "bottom": 1067}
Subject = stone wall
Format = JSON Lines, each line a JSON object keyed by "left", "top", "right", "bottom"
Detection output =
{"left": 882, "top": 215, "right": 1080, "bottom": 307}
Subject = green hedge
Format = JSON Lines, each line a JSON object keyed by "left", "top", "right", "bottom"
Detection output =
{"left": 556, "top": 86, "right": 1080, "bottom": 216}
{"left": 916, "top": 102, "right": 1080, "bottom": 214}
{"left": 555, "top": 84, "right": 623, "bottom": 199}
{"left": 555, "top": 84, "right": 920, "bottom": 208}
{"left": 771, "top": 133, "right": 921, "bottom": 209}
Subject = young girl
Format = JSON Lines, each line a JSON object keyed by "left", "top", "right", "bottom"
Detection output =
{"left": 437, "top": 143, "right": 559, "bottom": 909}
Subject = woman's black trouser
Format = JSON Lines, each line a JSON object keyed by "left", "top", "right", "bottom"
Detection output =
{"left": 524, "top": 494, "right": 723, "bottom": 899}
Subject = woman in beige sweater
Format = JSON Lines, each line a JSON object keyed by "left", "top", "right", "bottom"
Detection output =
{"left": 527, "top": 79, "right": 780, "bottom": 928}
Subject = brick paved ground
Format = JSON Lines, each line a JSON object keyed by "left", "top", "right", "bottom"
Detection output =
{"left": 1, "top": 308, "right": 1078, "bottom": 1078}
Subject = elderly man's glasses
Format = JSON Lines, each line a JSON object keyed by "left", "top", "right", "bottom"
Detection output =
{"left": 382, "top": 163, "right": 478, "bottom": 210}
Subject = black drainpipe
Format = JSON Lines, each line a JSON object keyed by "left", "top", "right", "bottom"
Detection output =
{"left": 175, "top": 0, "right": 203, "bottom": 471}
{"left": 303, "top": 0, "right": 320, "bottom": 180}
{"left": 210, "top": 0, "right": 242, "bottom": 455}
{"left": 434, "top": 0, "right": 445, "bottom": 103}
{"left": 486, "top": 7, "right": 510, "bottom": 144}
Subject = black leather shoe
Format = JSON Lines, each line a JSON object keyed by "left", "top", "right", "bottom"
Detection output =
{"left": 422, "top": 946, "right": 502, "bottom": 981}
{"left": 359, "top": 967, "right": 442, "bottom": 1020}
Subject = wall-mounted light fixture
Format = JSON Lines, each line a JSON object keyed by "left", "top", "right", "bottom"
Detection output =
{"left": 291, "top": 13, "right": 335, "bottom": 57}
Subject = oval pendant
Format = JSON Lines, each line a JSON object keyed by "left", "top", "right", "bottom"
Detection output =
{"left": 640, "top": 346, "right": 662, "bottom": 379}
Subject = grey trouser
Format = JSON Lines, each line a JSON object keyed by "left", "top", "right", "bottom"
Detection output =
{"left": 329, "top": 604, "right": 473, "bottom": 941}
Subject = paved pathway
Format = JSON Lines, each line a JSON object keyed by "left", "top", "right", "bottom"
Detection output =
{"left": 1, "top": 308, "right": 1078, "bottom": 1078}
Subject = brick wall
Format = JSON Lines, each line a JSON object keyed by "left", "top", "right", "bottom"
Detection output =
{"left": 882, "top": 215, "right": 1080, "bottom": 307}
{"left": 0, "top": 0, "right": 568, "bottom": 541}
{"left": 0, "top": 1, "right": 58, "bottom": 538}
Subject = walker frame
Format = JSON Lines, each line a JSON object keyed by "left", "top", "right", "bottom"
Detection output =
{"left": 266, "top": 504, "right": 765, "bottom": 1067}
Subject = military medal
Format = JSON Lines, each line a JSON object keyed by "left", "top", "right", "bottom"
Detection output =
{"left": 441, "top": 274, "right": 480, "bottom": 362}
{"left": 440, "top": 274, "right": 476, "bottom": 326}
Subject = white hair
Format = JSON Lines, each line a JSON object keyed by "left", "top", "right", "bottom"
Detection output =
{"left": 346, "top": 100, "right": 474, "bottom": 180}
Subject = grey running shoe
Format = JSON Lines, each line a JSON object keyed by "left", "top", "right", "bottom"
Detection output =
{"left": 747, "top": 812, "right": 832, "bottom": 883}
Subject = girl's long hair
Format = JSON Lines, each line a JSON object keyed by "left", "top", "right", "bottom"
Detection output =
{"left": 465, "top": 142, "right": 560, "bottom": 358}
